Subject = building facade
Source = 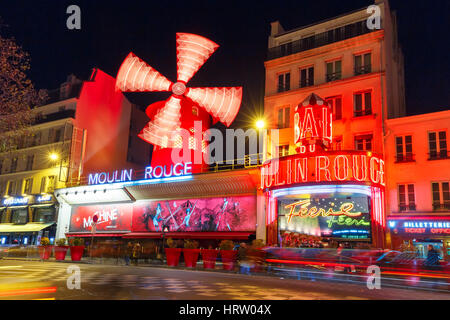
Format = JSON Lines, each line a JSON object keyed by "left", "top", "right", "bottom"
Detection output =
{"left": 385, "top": 110, "right": 450, "bottom": 260}
{"left": 0, "top": 69, "right": 150, "bottom": 246}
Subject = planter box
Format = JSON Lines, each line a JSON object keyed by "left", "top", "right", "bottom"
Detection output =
{"left": 220, "top": 250, "right": 237, "bottom": 270}
{"left": 183, "top": 249, "right": 200, "bottom": 268}
{"left": 70, "top": 246, "right": 85, "bottom": 261}
{"left": 54, "top": 246, "right": 69, "bottom": 261}
{"left": 201, "top": 249, "right": 219, "bottom": 269}
{"left": 38, "top": 246, "right": 53, "bottom": 260}
{"left": 165, "top": 248, "right": 182, "bottom": 267}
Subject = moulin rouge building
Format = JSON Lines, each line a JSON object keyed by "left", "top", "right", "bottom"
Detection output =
{"left": 49, "top": 1, "right": 449, "bottom": 257}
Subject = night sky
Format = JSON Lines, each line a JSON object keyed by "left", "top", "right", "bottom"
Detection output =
{"left": 1, "top": 0, "right": 449, "bottom": 127}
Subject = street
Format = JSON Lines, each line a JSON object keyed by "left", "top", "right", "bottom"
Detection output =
{"left": 0, "top": 260, "right": 449, "bottom": 300}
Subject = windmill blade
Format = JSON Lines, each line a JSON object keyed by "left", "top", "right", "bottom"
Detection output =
{"left": 138, "top": 95, "right": 182, "bottom": 148}
{"left": 186, "top": 87, "right": 243, "bottom": 126}
{"left": 116, "top": 52, "right": 173, "bottom": 92}
{"left": 176, "top": 33, "right": 219, "bottom": 84}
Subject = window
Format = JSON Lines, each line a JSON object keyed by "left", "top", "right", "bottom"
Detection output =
{"left": 0, "top": 209, "right": 8, "bottom": 223}
{"left": 11, "top": 208, "right": 28, "bottom": 224}
{"left": 6, "top": 181, "right": 14, "bottom": 195}
{"left": 40, "top": 177, "right": 47, "bottom": 193}
{"left": 47, "top": 175, "right": 56, "bottom": 193}
{"left": 54, "top": 128, "right": 62, "bottom": 142}
{"left": 432, "top": 182, "right": 450, "bottom": 210}
{"left": 355, "top": 134, "right": 373, "bottom": 151}
{"left": 192, "top": 106, "right": 199, "bottom": 117}
{"left": 25, "top": 155, "right": 34, "bottom": 171}
{"left": 428, "top": 131, "right": 448, "bottom": 160}
{"left": 278, "top": 145, "right": 289, "bottom": 157}
{"left": 398, "top": 184, "right": 416, "bottom": 211}
{"left": 280, "top": 42, "right": 292, "bottom": 56}
{"left": 277, "top": 72, "right": 290, "bottom": 93}
{"left": 395, "top": 136, "right": 414, "bottom": 162}
{"left": 332, "top": 137, "right": 343, "bottom": 151}
{"left": 277, "top": 107, "right": 290, "bottom": 129}
{"left": 0, "top": 159, "right": 3, "bottom": 174}
{"left": 325, "top": 96, "right": 342, "bottom": 120}
{"left": 300, "top": 66, "right": 314, "bottom": 88}
{"left": 24, "top": 178, "right": 33, "bottom": 194}
{"left": 354, "top": 53, "right": 372, "bottom": 75}
{"left": 33, "top": 207, "right": 55, "bottom": 223}
{"left": 10, "top": 157, "right": 18, "bottom": 173}
{"left": 354, "top": 91, "right": 372, "bottom": 117}
{"left": 32, "top": 132, "right": 41, "bottom": 147}
{"left": 326, "top": 60, "right": 342, "bottom": 82}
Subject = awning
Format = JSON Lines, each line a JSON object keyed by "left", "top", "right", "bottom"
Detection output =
{"left": 66, "top": 232, "right": 128, "bottom": 238}
{"left": 0, "top": 222, "right": 55, "bottom": 233}
{"left": 123, "top": 232, "right": 254, "bottom": 240}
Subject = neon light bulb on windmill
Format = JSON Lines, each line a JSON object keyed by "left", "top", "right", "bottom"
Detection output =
{"left": 115, "top": 33, "right": 243, "bottom": 149}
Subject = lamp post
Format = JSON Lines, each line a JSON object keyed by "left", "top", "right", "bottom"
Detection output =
{"left": 162, "top": 225, "right": 169, "bottom": 262}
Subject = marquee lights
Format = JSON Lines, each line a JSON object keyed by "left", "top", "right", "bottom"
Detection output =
{"left": 261, "top": 152, "right": 385, "bottom": 189}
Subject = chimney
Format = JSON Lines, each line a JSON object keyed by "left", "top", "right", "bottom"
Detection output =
{"left": 270, "top": 21, "right": 285, "bottom": 36}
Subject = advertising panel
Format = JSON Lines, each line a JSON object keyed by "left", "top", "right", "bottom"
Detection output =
{"left": 278, "top": 194, "right": 372, "bottom": 240}
{"left": 132, "top": 196, "right": 256, "bottom": 232}
{"left": 69, "top": 203, "right": 133, "bottom": 232}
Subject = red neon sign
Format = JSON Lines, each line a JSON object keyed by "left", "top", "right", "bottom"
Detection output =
{"left": 261, "top": 151, "right": 385, "bottom": 189}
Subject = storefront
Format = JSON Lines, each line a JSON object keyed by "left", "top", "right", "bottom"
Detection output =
{"left": 261, "top": 151, "right": 386, "bottom": 248}
{"left": 55, "top": 167, "right": 261, "bottom": 248}
{"left": 387, "top": 216, "right": 450, "bottom": 261}
{"left": 0, "top": 194, "right": 57, "bottom": 245}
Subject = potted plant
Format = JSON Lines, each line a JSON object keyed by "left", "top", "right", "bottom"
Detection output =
{"left": 219, "top": 240, "right": 237, "bottom": 270}
{"left": 69, "top": 237, "right": 85, "bottom": 261}
{"left": 201, "top": 246, "right": 219, "bottom": 269}
{"left": 165, "top": 238, "right": 182, "bottom": 267}
{"left": 54, "top": 238, "right": 69, "bottom": 261}
{"left": 38, "top": 237, "right": 53, "bottom": 260}
{"left": 183, "top": 240, "right": 200, "bottom": 268}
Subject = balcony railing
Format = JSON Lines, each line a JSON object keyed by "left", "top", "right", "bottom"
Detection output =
{"left": 353, "top": 109, "right": 372, "bottom": 117}
{"left": 277, "top": 85, "right": 290, "bottom": 93}
{"left": 326, "top": 72, "right": 342, "bottom": 82}
{"left": 354, "top": 64, "right": 372, "bottom": 75}
{"left": 428, "top": 150, "right": 449, "bottom": 160}
{"left": 433, "top": 202, "right": 450, "bottom": 211}
{"left": 399, "top": 204, "right": 416, "bottom": 212}
{"left": 299, "top": 79, "right": 314, "bottom": 88}
{"left": 395, "top": 153, "right": 415, "bottom": 163}
{"left": 267, "top": 20, "right": 376, "bottom": 60}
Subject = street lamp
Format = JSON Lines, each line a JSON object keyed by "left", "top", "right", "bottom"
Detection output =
{"left": 161, "top": 225, "right": 169, "bottom": 262}
{"left": 255, "top": 119, "right": 266, "bottom": 165}
{"left": 49, "top": 152, "right": 59, "bottom": 161}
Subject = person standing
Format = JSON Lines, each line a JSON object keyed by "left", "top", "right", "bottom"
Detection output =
{"left": 124, "top": 242, "right": 133, "bottom": 266}
{"left": 424, "top": 245, "right": 441, "bottom": 269}
{"left": 132, "top": 242, "right": 142, "bottom": 266}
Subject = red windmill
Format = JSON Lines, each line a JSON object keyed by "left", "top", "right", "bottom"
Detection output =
{"left": 116, "top": 33, "right": 243, "bottom": 172}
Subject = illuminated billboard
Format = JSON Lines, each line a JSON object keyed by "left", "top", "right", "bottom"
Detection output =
{"left": 278, "top": 194, "right": 372, "bottom": 240}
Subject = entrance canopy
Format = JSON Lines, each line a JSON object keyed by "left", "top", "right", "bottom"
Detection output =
{"left": 0, "top": 222, "right": 55, "bottom": 233}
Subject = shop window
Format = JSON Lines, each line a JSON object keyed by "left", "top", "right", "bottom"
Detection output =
{"left": 325, "top": 96, "right": 342, "bottom": 120}
{"left": 398, "top": 184, "right": 416, "bottom": 211}
{"left": 395, "top": 135, "right": 414, "bottom": 162}
{"left": 299, "top": 66, "right": 314, "bottom": 88}
{"left": 277, "top": 72, "right": 290, "bottom": 93}
{"left": 33, "top": 207, "right": 55, "bottom": 223}
{"left": 354, "top": 52, "right": 372, "bottom": 75}
{"left": 277, "top": 106, "right": 290, "bottom": 129}
{"left": 326, "top": 60, "right": 341, "bottom": 82}
{"left": 428, "top": 131, "right": 448, "bottom": 160}
{"left": 354, "top": 91, "right": 372, "bottom": 117}
{"left": 11, "top": 208, "right": 28, "bottom": 224}
{"left": 355, "top": 134, "right": 373, "bottom": 151}
{"left": 432, "top": 182, "right": 450, "bottom": 210}
{"left": 0, "top": 209, "right": 8, "bottom": 223}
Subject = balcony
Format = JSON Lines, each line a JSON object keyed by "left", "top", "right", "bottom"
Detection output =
{"left": 395, "top": 153, "right": 415, "bottom": 163}
{"left": 33, "top": 109, "right": 76, "bottom": 125}
{"left": 399, "top": 204, "right": 416, "bottom": 212}
{"left": 326, "top": 72, "right": 342, "bottom": 82}
{"left": 433, "top": 202, "right": 450, "bottom": 211}
{"left": 354, "top": 64, "right": 372, "bottom": 76}
{"left": 267, "top": 20, "right": 376, "bottom": 60}
{"left": 428, "top": 150, "right": 449, "bottom": 161}
{"left": 353, "top": 109, "right": 372, "bottom": 117}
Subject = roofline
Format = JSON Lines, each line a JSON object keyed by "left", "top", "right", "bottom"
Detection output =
{"left": 387, "top": 110, "right": 450, "bottom": 125}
